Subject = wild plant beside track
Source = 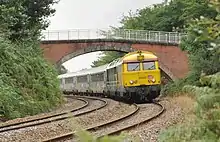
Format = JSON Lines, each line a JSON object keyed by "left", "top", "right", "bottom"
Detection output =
{"left": 161, "top": 0, "right": 220, "bottom": 97}
{"left": 68, "top": 116, "right": 140, "bottom": 142}
{"left": 0, "top": 0, "right": 64, "bottom": 119}
{"left": 159, "top": 73, "right": 220, "bottom": 141}
{"left": 159, "top": 0, "right": 220, "bottom": 141}
{"left": 0, "top": 38, "right": 63, "bottom": 119}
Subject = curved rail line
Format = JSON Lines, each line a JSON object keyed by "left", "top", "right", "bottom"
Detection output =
{"left": 0, "top": 97, "right": 88, "bottom": 129}
{"left": 42, "top": 103, "right": 139, "bottom": 142}
{"left": 97, "top": 102, "right": 164, "bottom": 138}
{"left": 0, "top": 96, "right": 107, "bottom": 133}
{"left": 42, "top": 102, "right": 164, "bottom": 142}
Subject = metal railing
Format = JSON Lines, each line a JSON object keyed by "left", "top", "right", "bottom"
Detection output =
{"left": 41, "top": 29, "right": 186, "bottom": 44}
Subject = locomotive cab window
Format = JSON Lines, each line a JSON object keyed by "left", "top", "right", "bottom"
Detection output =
{"left": 143, "top": 61, "right": 156, "bottom": 70}
{"left": 127, "top": 62, "right": 140, "bottom": 71}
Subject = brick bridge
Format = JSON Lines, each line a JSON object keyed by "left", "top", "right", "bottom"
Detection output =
{"left": 40, "top": 29, "right": 189, "bottom": 80}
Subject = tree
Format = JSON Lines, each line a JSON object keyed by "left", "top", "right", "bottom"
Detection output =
{"left": 57, "top": 65, "right": 68, "bottom": 74}
{"left": 91, "top": 0, "right": 217, "bottom": 67}
{"left": 120, "top": 0, "right": 217, "bottom": 32}
{"left": 0, "top": 0, "right": 63, "bottom": 119}
{"left": 91, "top": 51, "right": 126, "bottom": 67}
{"left": 179, "top": 0, "right": 220, "bottom": 83}
{"left": 159, "top": 1, "right": 220, "bottom": 141}
{"left": 0, "top": 0, "right": 58, "bottom": 41}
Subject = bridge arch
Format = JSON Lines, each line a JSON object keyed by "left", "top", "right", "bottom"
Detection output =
{"left": 41, "top": 39, "right": 189, "bottom": 80}
{"left": 57, "top": 40, "right": 134, "bottom": 66}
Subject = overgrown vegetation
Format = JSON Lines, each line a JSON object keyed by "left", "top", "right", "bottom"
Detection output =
{"left": 68, "top": 117, "right": 141, "bottom": 142}
{"left": 0, "top": 0, "right": 58, "bottom": 41}
{"left": 91, "top": 0, "right": 217, "bottom": 67}
{"left": 92, "top": 51, "right": 125, "bottom": 67}
{"left": 159, "top": 0, "right": 220, "bottom": 141}
{"left": 162, "top": 0, "right": 220, "bottom": 95}
{"left": 0, "top": 0, "right": 63, "bottom": 119}
{"left": 0, "top": 39, "right": 63, "bottom": 119}
{"left": 75, "top": 130, "right": 139, "bottom": 142}
{"left": 159, "top": 72, "right": 220, "bottom": 141}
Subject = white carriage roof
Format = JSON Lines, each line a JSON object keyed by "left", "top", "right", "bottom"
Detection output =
{"left": 58, "top": 64, "right": 108, "bottom": 79}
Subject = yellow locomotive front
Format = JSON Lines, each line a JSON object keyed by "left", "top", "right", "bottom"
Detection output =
{"left": 121, "top": 51, "right": 161, "bottom": 102}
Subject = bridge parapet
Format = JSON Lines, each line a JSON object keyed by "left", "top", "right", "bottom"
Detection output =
{"left": 41, "top": 29, "right": 186, "bottom": 44}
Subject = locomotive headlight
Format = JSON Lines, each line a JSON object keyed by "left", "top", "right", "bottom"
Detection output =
{"left": 152, "top": 78, "right": 156, "bottom": 83}
{"left": 129, "top": 80, "right": 134, "bottom": 84}
{"left": 148, "top": 75, "right": 156, "bottom": 83}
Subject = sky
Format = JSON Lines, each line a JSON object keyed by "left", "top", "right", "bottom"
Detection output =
{"left": 47, "top": 0, "right": 163, "bottom": 72}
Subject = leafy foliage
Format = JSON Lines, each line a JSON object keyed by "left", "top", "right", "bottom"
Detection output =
{"left": 158, "top": 0, "right": 219, "bottom": 96}
{"left": 121, "top": 0, "right": 216, "bottom": 32}
{"left": 76, "top": 130, "right": 139, "bottom": 142}
{"left": 159, "top": 1, "right": 220, "bottom": 141}
{"left": 91, "top": 0, "right": 217, "bottom": 67}
{"left": 67, "top": 117, "right": 140, "bottom": 142}
{"left": 180, "top": 2, "right": 220, "bottom": 77}
{"left": 159, "top": 73, "right": 220, "bottom": 142}
{"left": 91, "top": 51, "right": 126, "bottom": 67}
{"left": 0, "top": 0, "right": 57, "bottom": 41}
{"left": 0, "top": 38, "right": 63, "bottom": 119}
{"left": 57, "top": 65, "right": 68, "bottom": 74}
{"left": 0, "top": 0, "right": 63, "bottom": 119}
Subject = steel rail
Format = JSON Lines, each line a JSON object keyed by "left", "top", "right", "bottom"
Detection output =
{"left": 42, "top": 103, "right": 139, "bottom": 142}
{"left": 0, "top": 97, "right": 88, "bottom": 129}
{"left": 42, "top": 102, "right": 164, "bottom": 142}
{"left": 0, "top": 96, "right": 107, "bottom": 133}
{"left": 97, "top": 102, "right": 165, "bottom": 138}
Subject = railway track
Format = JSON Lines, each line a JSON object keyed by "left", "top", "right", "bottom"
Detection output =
{"left": 0, "top": 96, "right": 108, "bottom": 133}
{"left": 42, "top": 102, "right": 164, "bottom": 142}
{"left": 97, "top": 102, "right": 164, "bottom": 138}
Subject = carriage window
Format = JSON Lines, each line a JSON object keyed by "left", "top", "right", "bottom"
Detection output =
{"left": 127, "top": 62, "right": 140, "bottom": 71}
{"left": 143, "top": 62, "right": 155, "bottom": 70}
{"left": 77, "top": 75, "right": 87, "bottom": 83}
{"left": 91, "top": 73, "right": 104, "bottom": 82}
{"left": 65, "top": 77, "right": 73, "bottom": 84}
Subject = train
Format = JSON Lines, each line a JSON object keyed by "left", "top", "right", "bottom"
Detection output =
{"left": 58, "top": 51, "right": 161, "bottom": 103}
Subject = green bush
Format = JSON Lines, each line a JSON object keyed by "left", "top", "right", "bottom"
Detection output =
{"left": 159, "top": 1, "right": 220, "bottom": 140}
{"left": 68, "top": 117, "right": 140, "bottom": 142}
{"left": 0, "top": 37, "right": 63, "bottom": 119}
{"left": 160, "top": 74, "right": 200, "bottom": 97}
{"left": 160, "top": 80, "right": 185, "bottom": 97}
{"left": 161, "top": 0, "right": 220, "bottom": 98}
{"left": 159, "top": 72, "right": 220, "bottom": 142}
{"left": 76, "top": 130, "right": 139, "bottom": 142}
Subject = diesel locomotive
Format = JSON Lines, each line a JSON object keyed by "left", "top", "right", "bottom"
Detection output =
{"left": 58, "top": 51, "right": 161, "bottom": 102}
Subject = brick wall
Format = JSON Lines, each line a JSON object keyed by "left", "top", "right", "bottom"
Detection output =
{"left": 40, "top": 40, "right": 189, "bottom": 79}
